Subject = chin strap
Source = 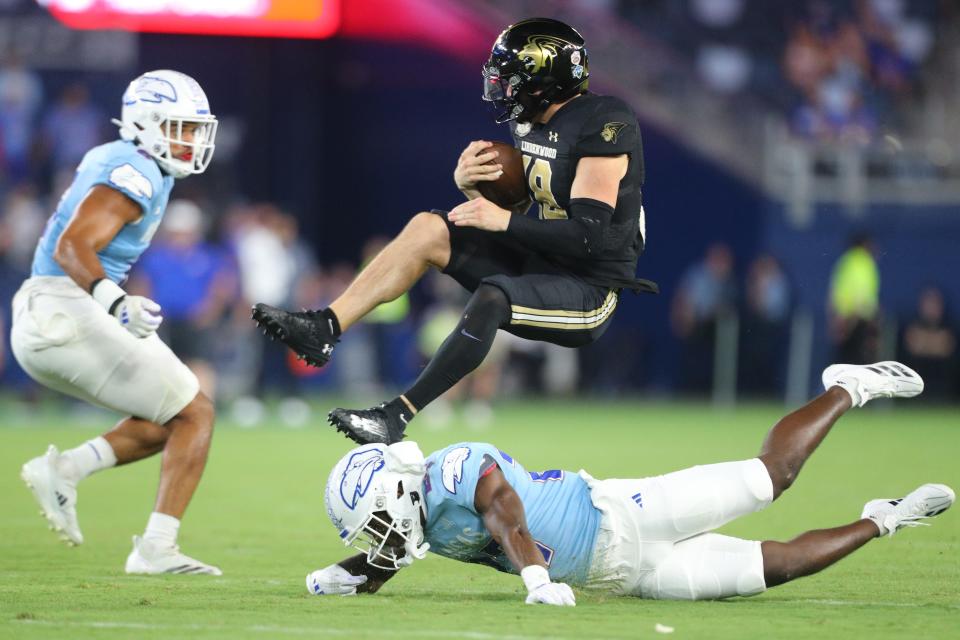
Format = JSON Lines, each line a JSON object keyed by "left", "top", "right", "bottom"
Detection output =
{"left": 398, "top": 539, "right": 430, "bottom": 567}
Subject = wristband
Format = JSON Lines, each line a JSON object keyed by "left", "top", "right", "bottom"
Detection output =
{"left": 91, "top": 278, "right": 127, "bottom": 314}
{"left": 521, "top": 565, "right": 550, "bottom": 593}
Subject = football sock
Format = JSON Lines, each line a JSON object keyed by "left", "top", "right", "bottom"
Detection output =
{"left": 321, "top": 308, "right": 342, "bottom": 338}
{"left": 143, "top": 512, "right": 180, "bottom": 548}
{"left": 833, "top": 376, "right": 864, "bottom": 407}
{"left": 383, "top": 397, "right": 415, "bottom": 426}
{"left": 58, "top": 436, "right": 117, "bottom": 483}
{"left": 404, "top": 284, "right": 510, "bottom": 411}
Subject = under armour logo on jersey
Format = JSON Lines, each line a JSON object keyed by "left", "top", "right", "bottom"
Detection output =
{"left": 321, "top": 344, "right": 334, "bottom": 357}
{"left": 548, "top": 131, "right": 558, "bottom": 142}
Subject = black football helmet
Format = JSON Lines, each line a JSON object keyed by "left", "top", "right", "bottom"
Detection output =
{"left": 482, "top": 18, "right": 590, "bottom": 124}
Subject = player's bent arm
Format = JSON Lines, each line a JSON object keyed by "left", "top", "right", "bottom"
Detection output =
{"left": 335, "top": 553, "right": 398, "bottom": 594}
{"left": 569, "top": 154, "right": 629, "bottom": 205}
{"left": 475, "top": 467, "right": 545, "bottom": 571}
{"left": 55, "top": 185, "right": 164, "bottom": 338}
{"left": 503, "top": 154, "right": 627, "bottom": 259}
{"left": 475, "top": 465, "right": 576, "bottom": 606}
{"left": 54, "top": 185, "right": 141, "bottom": 292}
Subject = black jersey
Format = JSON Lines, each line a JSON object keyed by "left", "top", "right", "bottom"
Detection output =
{"left": 509, "top": 92, "right": 651, "bottom": 292}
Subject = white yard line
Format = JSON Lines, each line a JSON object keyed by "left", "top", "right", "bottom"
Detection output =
{"left": 794, "top": 598, "right": 960, "bottom": 610}
{"left": 12, "top": 619, "right": 621, "bottom": 640}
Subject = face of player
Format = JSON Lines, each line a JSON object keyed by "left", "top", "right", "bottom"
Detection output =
{"left": 168, "top": 121, "right": 201, "bottom": 162}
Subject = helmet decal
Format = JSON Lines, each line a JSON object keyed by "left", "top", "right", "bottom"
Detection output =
{"left": 518, "top": 35, "right": 567, "bottom": 74}
{"left": 126, "top": 76, "right": 178, "bottom": 105}
{"left": 339, "top": 448, "right": 385, "bottom": 510}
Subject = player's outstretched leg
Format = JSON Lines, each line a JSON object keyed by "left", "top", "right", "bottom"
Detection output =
{"left": 252, "top": 212, "right": 451, "bottom": 367}
{"left": 327, "top": 284, "right": 510, "bottom": 445}
{"left": 762, "top": 483, "right": 953, "bottom": 587}
{"left": 759, "top": 361, "right": 923, "bottom": 500}
{"left": 125, "top": 392, "right": 221, "bottom": 575}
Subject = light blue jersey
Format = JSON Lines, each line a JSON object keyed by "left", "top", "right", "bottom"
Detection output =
{"left": 424, "top": 442, "right": 600, "bottom": 585}
{"left": 32, "top": 140, "right": 175, "bottom": 283}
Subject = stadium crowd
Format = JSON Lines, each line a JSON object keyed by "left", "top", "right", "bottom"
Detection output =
{"left": 618, "top": 0, "right": 941, "bottom": 143}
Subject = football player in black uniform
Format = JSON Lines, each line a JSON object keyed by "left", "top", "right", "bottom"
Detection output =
{"left": 253, "top": 18, "right": 656, "bottom": 445}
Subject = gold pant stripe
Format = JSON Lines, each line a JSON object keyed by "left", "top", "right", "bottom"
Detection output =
{"left": 510, "top": 291, "right": 617, "bottom": 330}
{"left": 510, "top": 290, "right": 617, "bottom": 318}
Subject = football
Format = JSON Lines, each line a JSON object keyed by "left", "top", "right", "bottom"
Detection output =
{"left": 476, "top": 141, "right": 529, "bottom": 212}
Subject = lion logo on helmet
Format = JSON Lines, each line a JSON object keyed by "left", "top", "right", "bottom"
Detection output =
{"left": 519, "top": 35, "right": 569, "bottom": 74}
{"left": 340, "top": 448, "right": 385, "bottom": 510}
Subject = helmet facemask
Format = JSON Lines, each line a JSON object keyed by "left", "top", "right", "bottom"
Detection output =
{"left": 346, "top": 481, "right": 428, "bottom": 571}
{"left": 154, "top": 117, "right": 218, "bottom": 178}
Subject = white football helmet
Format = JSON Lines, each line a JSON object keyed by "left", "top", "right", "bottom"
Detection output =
{"left": 325, "top": 442, "right": 431, "bottom": 570}
{"left": 111, "top": 69, "right": 217, "bottom": 179}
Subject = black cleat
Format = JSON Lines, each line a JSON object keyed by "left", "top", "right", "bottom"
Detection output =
{"left": 251, "top": 303, "right": 337, "bottom": 367}
{"left": 328, "top": 403, "right": 410, "bottom": 445}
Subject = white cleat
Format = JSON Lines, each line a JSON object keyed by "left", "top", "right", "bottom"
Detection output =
{"left": 125, "top": 535, "right": 222, "bottom": 576}
{"left": 862, "top": 483, "right": 955, "bottom": 537}
{"left": 21, "top": 445, "right": 83, "bottom": 546}
{"left": 822, "top": 361, "right": 924, "bottom": 407}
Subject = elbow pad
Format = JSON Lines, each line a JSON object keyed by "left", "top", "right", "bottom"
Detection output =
{"left": 569, "top": 198, "right": 614, "bottom": 256}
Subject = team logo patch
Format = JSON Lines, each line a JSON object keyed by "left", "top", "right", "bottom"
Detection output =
{"left": 570, "top": 50, "right": 581, "bottom": 65}
{"left": 572, "top": 64, "right": 584, "bottom": 79}
{"left": 126, "top": 75, "right": 178, "bottom": 105}
{"left": 441, "top": 447, "right": 471, "bottom": 494}
{"left": 515, "top": 121, "right": 532, "bottom": 138}
{"left": 601, "top": 122, "right": 627, "bottom": 144}
{"left": 108, "top": 164, "right": 153, "bottom": 199}
{"left": 339, "top": 448, "right": 385, "bottom": 510}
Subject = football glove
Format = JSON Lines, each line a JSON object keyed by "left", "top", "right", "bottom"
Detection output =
{"left": 305, "top": 564, "right": 368, "bottom": 596}
{"left": 91, "top": 279, "right": 163, "bottom": 338}
{"left": 521, "top": 565, "right": 576, "bottom": 607}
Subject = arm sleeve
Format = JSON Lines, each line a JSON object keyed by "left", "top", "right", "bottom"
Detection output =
{"left": 504, "top": 197, "right": 614, "bottom": 259}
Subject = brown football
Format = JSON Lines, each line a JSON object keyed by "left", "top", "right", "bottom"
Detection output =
{"left": 476, "top": 141, "right": 529, "bottom": 211}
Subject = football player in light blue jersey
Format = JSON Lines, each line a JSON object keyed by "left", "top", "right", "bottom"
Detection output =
{"left": 13, "top": 70, "right": 222, "bottom": 575}
{"left": 309, "top": 362, "right": 953, "bottom": 605}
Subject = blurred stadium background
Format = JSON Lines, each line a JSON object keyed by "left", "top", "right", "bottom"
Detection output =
{"left": 2, "top": 1, "right": 959, "bottom": 638}
{"left": 2, "top": 0, "right": 960, "bottom": 419}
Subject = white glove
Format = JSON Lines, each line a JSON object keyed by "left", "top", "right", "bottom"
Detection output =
{"left": 305, "top": 564, "right": 368, "bottom": 596}
{"left": 91, "top": 279, "right": 163, "bottom": 338}
{"left": 521, "top": 565, "right": 576, "bottom": 606}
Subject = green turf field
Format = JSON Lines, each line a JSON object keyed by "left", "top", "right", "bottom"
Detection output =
{"left": 2, "top": 399, "right": 958, "bottom": 639}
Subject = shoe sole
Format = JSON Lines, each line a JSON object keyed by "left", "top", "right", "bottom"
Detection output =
{"left": 251, "top": 304, "right": 330, "bottom": 367}
{"left": 327, "top": 410, "right": 384, "bottom": 445}
{"left": 20, "top": 463, "right": 82, "bottom": 546}
{"left": 823, "top": 361, "right": 924, "bottom": 398}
